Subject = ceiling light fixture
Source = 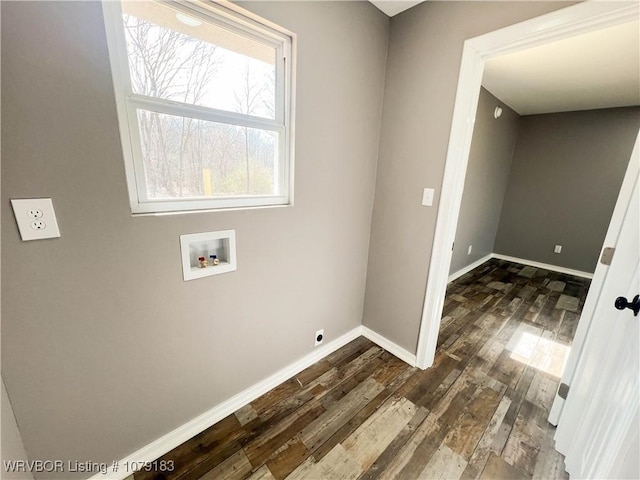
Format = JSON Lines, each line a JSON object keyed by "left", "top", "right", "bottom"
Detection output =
{"left": 176, "top": 12, "right": 202, "bottom": 27}
{"left": 494, "top": 107, "right": 503, "bottom": 119}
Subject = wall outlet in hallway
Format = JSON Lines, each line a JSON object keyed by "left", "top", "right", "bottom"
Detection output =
{"left": 314, "top": 329, "right": 324, "bottom": 346}
{"left": 554, "top": 245, "right": 562, "bottom": 254}
{"left": 468, "top": 245, "right": 473, "bottom": 255}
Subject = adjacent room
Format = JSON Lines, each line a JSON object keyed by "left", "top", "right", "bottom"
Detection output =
{"left": 2, "top": 1, "right": 639, "bottom": 480}
{"left": 439, "top": 22, "right": 640, "bottom": 467}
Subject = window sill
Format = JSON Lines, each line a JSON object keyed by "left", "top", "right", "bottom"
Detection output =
{"left": 129, "top": 202, "right": 293, "bottom": 217}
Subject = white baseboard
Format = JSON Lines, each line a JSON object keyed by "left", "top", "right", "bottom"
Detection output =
{"left": 82, "top": 250, "right": 593, "bottom": 480}
{"left": 89, "top": 326, "right": 363, "bottom": 480}
{"left": 361, "top": 326, "right": 417, "bottom": 367}
{"left": 448, "top": 254, "right": 493, "bottom": 283}
{"left": 88, "top": 325, "right": 418, "bottom": 480}
{"left": 492, "top": 253, "right": 594, "bottom": 279}
{"left": 448, "top": 253, "right": 594, "bottom": 281}
{"left": 548, "top": 394, "right": 564, "bottom": 426}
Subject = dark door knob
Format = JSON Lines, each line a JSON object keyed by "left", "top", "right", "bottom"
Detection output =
{"left": 615, "top": 294, "right": 640, "bottom": 316}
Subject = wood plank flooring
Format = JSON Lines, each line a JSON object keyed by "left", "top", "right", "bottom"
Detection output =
{"left": 135, "top": 259, "right": 590, "bottom": 480}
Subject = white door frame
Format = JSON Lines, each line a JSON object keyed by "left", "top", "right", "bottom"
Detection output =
{"left": 415, "top": 0, "right": 640, "bottom": 370}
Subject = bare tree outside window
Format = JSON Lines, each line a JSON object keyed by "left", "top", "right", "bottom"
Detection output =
{"left": 234, "top": 62, "right": 276, "bottom": 193}
{"left": 122, "top": 12, "right": 278, "bottom": 199}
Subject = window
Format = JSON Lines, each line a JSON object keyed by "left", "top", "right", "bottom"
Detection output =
{"left": 103, "top": 1, "right": 294, "bottom": 213}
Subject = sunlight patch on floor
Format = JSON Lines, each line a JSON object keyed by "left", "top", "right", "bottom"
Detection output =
{"left": 506, "top": 325, "right": 570, "bottom": 378}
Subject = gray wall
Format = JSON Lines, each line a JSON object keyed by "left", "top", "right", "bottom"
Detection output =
{"left": 362, "top": 1, "right": 572, "bottom": 353}
{"left": 449, "top": 88, "right": 520, "bottom": 276}
{"left": 494, "top": 107, "right": 640, "bottom": 272}
{"left": 1, "top": 1, "right": 388, "bottom": 476}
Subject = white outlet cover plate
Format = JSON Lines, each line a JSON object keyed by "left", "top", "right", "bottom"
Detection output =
{"left": 11, "top": 198, "right": 61, "bottom": 241}
{"left": 422, "top": 188, "right": 435, "bottom": 206}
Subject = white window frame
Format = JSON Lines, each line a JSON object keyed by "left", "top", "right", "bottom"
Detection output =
{"left": 102, "top": 0, "right": 295, "bottom": 214}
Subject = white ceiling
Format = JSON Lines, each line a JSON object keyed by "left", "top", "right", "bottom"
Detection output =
{"left": 369, "top": 1, "right": 423, "bottom": 17}
{"left": 483, "top": 20, "right": 640, "bottom": 115}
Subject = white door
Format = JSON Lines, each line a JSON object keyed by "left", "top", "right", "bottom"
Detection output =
{"left": 554, "top": 136, "right": 639, "bottom": 478}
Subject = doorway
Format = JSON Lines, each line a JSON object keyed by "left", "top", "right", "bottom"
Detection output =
{"left": 415, "top": 1, "right": 639, "bottom": 476}
{"left": 414, "top": 0, "right": 639, "bottom": 420}
{"left": 416, "top": 2, "right": 639, "bottom": 371}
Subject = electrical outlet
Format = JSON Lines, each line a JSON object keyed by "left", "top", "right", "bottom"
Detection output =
{"left": 468, "top": 245, "right": 473, "bottom": 255}
{"left": 314, "top": 329, "right": 324, "bottom": 347}
{"left": 31, "top": 220, "right": 46, "bottom": 230}
{"left": 11, "top": 198, "right": 61, "bottom": 241}
{"left": 554, "top": 245, "right": 562, "bottom": 254}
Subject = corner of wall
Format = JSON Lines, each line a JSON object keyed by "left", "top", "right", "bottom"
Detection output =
{"left": 2, "top": 378, "right": 34, "bottom": 480}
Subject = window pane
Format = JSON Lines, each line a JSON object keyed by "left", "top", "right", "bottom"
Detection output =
{"left": 137, "top": 110, "right": 279, "bottom": 199}
{"left": 122, "top": 2, "right": 276, "bottom": 119}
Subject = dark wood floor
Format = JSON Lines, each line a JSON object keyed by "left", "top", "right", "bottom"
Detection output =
{"left": 135, "top": 259, "right": 590, "bottom": 480}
